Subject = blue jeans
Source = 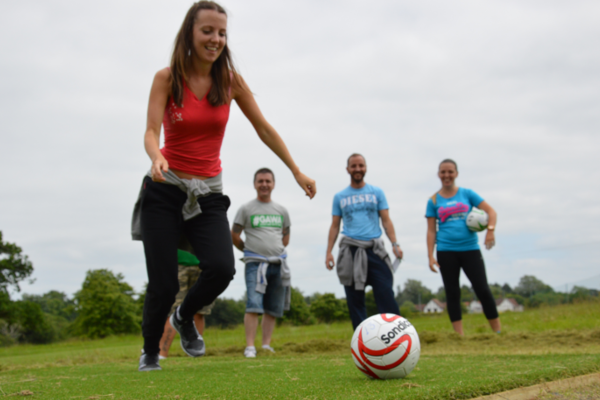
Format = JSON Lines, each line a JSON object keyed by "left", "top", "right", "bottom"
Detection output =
{"left": 344, "top": 247, "right": 400, "bottom": 330}
{"left": 245, "top": 262, "right": 285, "bottom": 318}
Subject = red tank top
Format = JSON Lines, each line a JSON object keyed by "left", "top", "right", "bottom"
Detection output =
{"left": 161, "top": 81, "right": 230, "bottom": 177}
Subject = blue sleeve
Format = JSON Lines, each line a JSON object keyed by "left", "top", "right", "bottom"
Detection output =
{"left": 465, "top": 189, "right": 484, "bottom": 208}
{"left": 425, "top": 198, "right": 437, "bottom": 218}
{"left": 332, "top": 194, "right": 342, "bottom": 216}
{"left": 376, "top": 188, "right": 389, "bottom": 210}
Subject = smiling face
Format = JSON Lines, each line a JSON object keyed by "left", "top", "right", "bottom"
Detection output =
{"left": 347, "top": 155, "right": 367, "bottom": 185}
{"left": 191, "top": 9, "right": 227, "bottom": 64}
{"left": 254, "top": 173, "right": 275, "bottom": 202}
{"left": 438, "top": 162, "right": 458, "bottom": 189}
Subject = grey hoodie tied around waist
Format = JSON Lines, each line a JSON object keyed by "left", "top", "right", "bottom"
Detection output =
{"left": 131, "top": 170, "right": 223, "bottom": 240}
{"left": 336, "top": 236, "right": 401, "bottom": 290}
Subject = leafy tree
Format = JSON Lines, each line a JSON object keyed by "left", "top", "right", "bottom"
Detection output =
{"left": 396, "top": 280, "right": 434, "bottom": 306}
{"left": 526, "top": 292, "right": 563, "bottom": 308}
{"left": 22, "top": 291, "right": 77, "bottom": 321}
{"left": 506, "top": 293, "right": 525, "bottom": 305}
{"left": 515, "top": 275, "right": 553, "bottom": 297}
{"left": 501, "top": 283, "right": 513, "bottom": 294}
{"left": 303, "top": 292, "right": 321, "bottom": 306}
{"left": 489, "top": 283, "right": 503, "bottom": 299}
{"left": 435, "top": 286, "right": 446, "bottom": 302}
{"left": 206, "top": 298, "right": 245, "bottom": 328}
{"left": 135, "top": 283, "right": 147, "bottom": 316}
{"left": 0, "top": 232, "right": 34, "bottom": 293}
{"left": 570, "top": 286, "right": 592, "bottom": 302}
{"left": 13, "top": 300, "right": 55, "bottom": 344}
{"left": 281, "top": 287, "right": 314, "bottom": 326}
{"left": 310, "top": 293, "right": 349, "bottom": 323}
{"left": 72, "top": 269, "right": 140, "bottom": 338}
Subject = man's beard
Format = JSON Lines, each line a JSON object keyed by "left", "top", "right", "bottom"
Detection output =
{"left": 351, "top": 172, "right": 364, "bottom": 184}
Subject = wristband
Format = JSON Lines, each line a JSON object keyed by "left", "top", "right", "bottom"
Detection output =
{"left": 392, "top": 242, "right": 400, "bottom": 248}
{"left": 487, "top": 225, "right": 495, "bottom": 231}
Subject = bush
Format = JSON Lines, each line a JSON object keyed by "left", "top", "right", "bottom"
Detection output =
{"left": 71, "top": 269, "right": 140, "bottom": 338}
{"left": 526, "top": 292, "right": 564, "bottom": 308}
{"left": 14, "top": 301, "right": 55, "bottom": 344}
{"left": 400, "top": 300, "right": 417, "bottom": 319}
{"left": 281, "top": 287, "right": 314, "bottom": 326}
{"left": 22, "top": 291, "right": 77, "bottom": 321}
{"left": 206, "top": 298, "right": 245, "bottom": 329}
{"left": 310, "top": 293, "right": 349, "bottom": 323}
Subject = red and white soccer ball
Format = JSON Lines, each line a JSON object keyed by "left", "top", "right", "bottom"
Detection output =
{"left": 350, "top": 314, "right": 421, "bottom": 379}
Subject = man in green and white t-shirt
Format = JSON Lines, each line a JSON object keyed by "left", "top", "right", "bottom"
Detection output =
{"left": 231, "top": 168, "right": 291, "bottom": 358}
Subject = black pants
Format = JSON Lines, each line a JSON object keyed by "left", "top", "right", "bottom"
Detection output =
{"left": 343, "top": 247, "right": 400, "bottom": 330}
{"left": 140, "top": 176, "right": 235, "bottom": 355}
{"left": 437, "top": 250, "right": 498, "bottom": 322}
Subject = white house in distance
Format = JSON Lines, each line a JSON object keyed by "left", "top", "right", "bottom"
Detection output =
{"left": 497, "top": 298, "right": 524, "bottom": 312}
{"left": 423, "top": 299, "right": 446, "bottom": 313}
{"left": 469, "top": 298, "right": 524, "bottom": 313}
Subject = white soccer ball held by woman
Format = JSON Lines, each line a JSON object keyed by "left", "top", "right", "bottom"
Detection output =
{"left": 350, "top": 314, "right": 421, "bottom": 380}
{"left": 466, "top": 207, "right": 489, "bottom": 232}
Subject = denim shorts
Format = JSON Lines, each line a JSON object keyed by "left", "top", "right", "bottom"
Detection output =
{"left": 245, "top": 262, "right": 285, "bottom": 318}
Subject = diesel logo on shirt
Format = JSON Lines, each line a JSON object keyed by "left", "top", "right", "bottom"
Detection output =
{"left": 251, "top": 214, "right": 283, "bottom": 228}
{"left": 340, "top": 194, "right": 378, "bottom": 209}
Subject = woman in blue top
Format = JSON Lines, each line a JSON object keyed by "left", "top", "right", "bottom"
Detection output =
{"left": 426, "top": 159, "right": 501, "bottom": 335}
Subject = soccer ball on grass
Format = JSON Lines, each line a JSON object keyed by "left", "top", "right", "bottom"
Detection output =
{"left": 350, "top": 314, "right": 420, "bottom": 379}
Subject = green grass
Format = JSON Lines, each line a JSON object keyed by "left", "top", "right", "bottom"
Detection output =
{"left": 1, "top": 353, "right": 599, "bottom": 399}
{"left": 0, "top": 301, "right": 599, "bottom": 399}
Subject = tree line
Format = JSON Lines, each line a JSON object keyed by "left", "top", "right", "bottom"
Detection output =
{"left": 1, "top": 231, "right": 598, "bottom": 346}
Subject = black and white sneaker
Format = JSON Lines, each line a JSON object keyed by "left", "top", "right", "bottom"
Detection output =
{"left": 139, "top": 352, "right": 161, "bottom": 371}
{"left": 170, "top": 312, "right": 205, "bottom": 357}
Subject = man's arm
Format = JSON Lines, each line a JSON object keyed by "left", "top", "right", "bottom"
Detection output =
{"left": 325, "top": 215, "right": 341, "bottom": 270}
{"left": 231, "top": 223, "right": 244, "bottom": 252}
{"left": 282, "top": 226, "right": 290, "bottom": 247}
{"left": 379, "top": 209, "right": 403, "bottom": 259}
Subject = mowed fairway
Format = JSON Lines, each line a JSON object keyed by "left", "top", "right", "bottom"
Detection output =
{"left": 1, "top": 302, "right": 599, "bottom": 399}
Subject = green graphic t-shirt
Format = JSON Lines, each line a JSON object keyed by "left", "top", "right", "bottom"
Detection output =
{"left": 234, "top": 199, "right": 290, "bottom": 257}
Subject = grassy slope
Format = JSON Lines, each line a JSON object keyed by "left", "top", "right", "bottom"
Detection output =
{"left": 0, "top": 301, "right": 599, "bottom": 399}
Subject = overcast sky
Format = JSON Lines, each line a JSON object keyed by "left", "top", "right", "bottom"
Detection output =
{"left": 2, "top": 0, "right": 600, "bottom": 301}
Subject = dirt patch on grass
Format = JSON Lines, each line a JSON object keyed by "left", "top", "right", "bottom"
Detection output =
{"left": 420, "top": 329, "right": 600, "bottom": 355}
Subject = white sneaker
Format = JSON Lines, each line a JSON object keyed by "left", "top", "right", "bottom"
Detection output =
{"left": 159, "top": 355, "right": 167, "bottom": 360}
{"left": 244, "top": 346, "right": 257, "bottom": 358}
{"left": 262, "top": 345, "right": 275, "bottom": 353}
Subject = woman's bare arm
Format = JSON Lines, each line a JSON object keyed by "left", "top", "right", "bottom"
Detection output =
{"left": 144, "top": 68, "right": 171, "bottom": 182}
{"left": 231, "top": 75, "right": 316, "bottom": 199}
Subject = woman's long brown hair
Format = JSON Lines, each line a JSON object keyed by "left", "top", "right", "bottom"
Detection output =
{"left": 170, "top": 1, "right": 239, "bottom": 107}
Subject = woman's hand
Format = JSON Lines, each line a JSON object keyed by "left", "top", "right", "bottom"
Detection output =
{"left": 484, "top": 230, "right": 495, "bottom": 250}
{"left": 151, "top": 156, "right": 169, "bottom": 182}
{"left": 294, "top": 171, "right": 316, "bottom": 199}
{"left": 429, "top": 258, "right": 439, "bottom": 273}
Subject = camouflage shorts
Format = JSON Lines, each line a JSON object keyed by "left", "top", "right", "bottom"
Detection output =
{"left": 170, "top": 265, "right": 215, "bottom": 315}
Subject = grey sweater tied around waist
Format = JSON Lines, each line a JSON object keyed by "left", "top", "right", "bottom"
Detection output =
{"left": 131, "top": 170, "right": 223, "bottom": 240}
{"left": 336, "top": 236, "right": 401, "bottom": 290}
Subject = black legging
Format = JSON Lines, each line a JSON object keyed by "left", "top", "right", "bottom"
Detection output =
{"left": 140, "top": 176, "right": 235, "bottom": 355}
{"left": 437, "top": 250, "right": 498, "bottom": 322}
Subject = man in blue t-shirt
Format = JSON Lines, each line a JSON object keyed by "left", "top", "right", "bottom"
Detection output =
{"left": 325, "top": 153, "right": 403, "bottom": 330}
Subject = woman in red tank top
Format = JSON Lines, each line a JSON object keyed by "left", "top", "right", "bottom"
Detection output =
{"left": 137, "top": 1, "right": 316, "bottom": 371}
